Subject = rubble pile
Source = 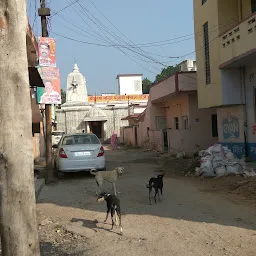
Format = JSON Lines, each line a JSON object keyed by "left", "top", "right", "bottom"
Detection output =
{"left": 196, "top": 144, "right": 256, "bottom": 178}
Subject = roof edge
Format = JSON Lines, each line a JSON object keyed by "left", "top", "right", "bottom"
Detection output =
{"left": 116, "top": 74, "right": 143, "bottom": 79}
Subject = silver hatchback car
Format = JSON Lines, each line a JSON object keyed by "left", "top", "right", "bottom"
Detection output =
{"left": 54, "top": 133, "right": 106, "bottom": 172}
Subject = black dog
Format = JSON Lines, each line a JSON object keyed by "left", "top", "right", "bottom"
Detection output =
{"left": 97, "top": 192, "right": 123, "bottom": 234}
{"left": 146, "top": 173, "right": 165, "bottom": 205}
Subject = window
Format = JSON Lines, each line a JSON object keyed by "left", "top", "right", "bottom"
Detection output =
{"left": 155, "top": 116, "right": 167, "bottom": 130}
{"left": 174, "top": 117, "right": 179, "bottom": 130}
{"left": 202, "top": 0, "right": 207, "bottom": 5}
{"left": 252, "top": 0, "right": 256, "bottom": 13}
{"left": 211, "top": 114, "right": 218, "bottom": 138}
{"left": 182, "top": 116, "right": 189, "bottom": 130}
{"left": 62, "top": 134, "right": 100, "bottom": 145}
{"left": 134, "top": 80, "right": 141, "bottom": 91}
{"left": 32, "top": 123, "right": 40, "bottom": 134}
{"left": 203, "top": 22, "right": 211, "bottom": 85}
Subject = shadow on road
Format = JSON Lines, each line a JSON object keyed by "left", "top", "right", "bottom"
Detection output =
{"left": 38, "top": 149, "right": 256, "bottom": 233}
{"left": 58, "top": 171, "right": 93, "bottom": 180}
{"left": 70, "top": 218, "right": 121, "bottom": 235}
{"left": 40, "top": 242, "right": 85, "bottom": 256}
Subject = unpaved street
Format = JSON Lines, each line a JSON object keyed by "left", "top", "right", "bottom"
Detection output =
{"left": 37, "top": 148, "right": 256, "bottom": 256}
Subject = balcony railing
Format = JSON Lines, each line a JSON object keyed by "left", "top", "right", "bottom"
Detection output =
{"left": 220, "top": 13, "right": 256, "bottom": 67}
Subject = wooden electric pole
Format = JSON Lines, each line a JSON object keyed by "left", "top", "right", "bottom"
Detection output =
{"left": 38, "top": 0, "right": 55, "bottom": 183}
{"left": 0, "top": 0, "right": 40, "bottom": 255}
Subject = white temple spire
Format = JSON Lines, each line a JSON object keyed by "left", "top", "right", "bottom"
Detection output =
{"left": 66, "top": 63, "right": 88, "bottom": 103}
{"left": 73, "top": 63, "right": 79, "bottom": 72}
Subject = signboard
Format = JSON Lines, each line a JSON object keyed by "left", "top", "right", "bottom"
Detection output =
{"left": 37, "top": 67, "right": 61, "bottom": 105}
{"left": 38, "top": 37, "right": 56, "bottom": 67}
{"left": 222, "top": 114, "right": 240, "bottom": 140}
{"left": 88, "top": 94, "right": 149, "bottom": 103}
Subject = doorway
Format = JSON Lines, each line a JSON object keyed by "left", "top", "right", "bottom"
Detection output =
{"left": 163, "top": 129, "right": 168, "bottom": 152}
{"left": 211, "top": 114, "right": 218, "bottom": 138}
{"left": 89, "top": 121, "right": 103, "bottom": 139}
{"left": 134, "top": 126, "right": 138, "bottom": 145}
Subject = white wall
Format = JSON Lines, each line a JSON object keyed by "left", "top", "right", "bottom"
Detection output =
{"left": 133, "top": 107, "right": 145, "bottom": 114}
{"left": 180, "top": 60, "right": 197, "bottom": 72}
{"left": 118, "top": 75, "right": 143, "bottom": 95}
{"left": 221, "top": 68, "right": 244, "bottom": 105}
{"left": 56, "top": 106, "right": 129, "bottom": 141}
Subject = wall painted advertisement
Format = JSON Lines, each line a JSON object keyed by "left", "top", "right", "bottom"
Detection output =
{"left": 38, "top": 37, "right": 56, "bottom": 67}
{"left": 217, "top": 106, "right": 245, "bottom": 159}
{"left": 222, "top": 114, "right": 240, "bottom": 140}
{"left": 37, "top": 67, "right": 61, "bottom": 105}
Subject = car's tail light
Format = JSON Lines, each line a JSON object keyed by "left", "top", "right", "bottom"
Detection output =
{"left": 97, "top": 146, "right": 104, "bottom": 157}
{"left": 59, "top": 148, "right": 67, "bottom": 158}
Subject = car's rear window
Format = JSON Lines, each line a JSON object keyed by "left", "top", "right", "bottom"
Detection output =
{"left": 62, "top": 135, "right": 100, "bottom": 145}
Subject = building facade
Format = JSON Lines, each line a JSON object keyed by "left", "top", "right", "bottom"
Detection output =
{"left": 194, "top": 0, "right": 256, "bottom": 159}
{"left": 56, "top": 65, "right": 148, "bottom": 142}
{"left": 121, "top": 68, "right": 217, "bottom": 155}
{"left": 116, "top": 74, "right": 143, "bottom": 95}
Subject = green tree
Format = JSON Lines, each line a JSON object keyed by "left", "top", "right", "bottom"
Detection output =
{"left": 142, "top": 78, "right": 152, "bottom": 94}
{"left": 61, "top": 88, "right": 66, "bottom": 104}
{"left": 154, "top": 64, "right": 180, "bottom": 83}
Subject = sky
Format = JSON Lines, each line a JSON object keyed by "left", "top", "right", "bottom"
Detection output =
{"left": 28, "top": 0, "right": 195, "bottom": 95}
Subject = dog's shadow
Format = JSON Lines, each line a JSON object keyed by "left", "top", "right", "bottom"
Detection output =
{"left": 70, "top": 218, "right": 122, "bottom": 235}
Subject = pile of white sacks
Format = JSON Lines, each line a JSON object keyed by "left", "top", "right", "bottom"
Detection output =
{"left": 196, "top": 144, "right": 256, "bottom": 177}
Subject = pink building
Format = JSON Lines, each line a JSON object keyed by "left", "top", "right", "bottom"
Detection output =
{"left": 122, "top": 71, "right": 218, "bottom": 155}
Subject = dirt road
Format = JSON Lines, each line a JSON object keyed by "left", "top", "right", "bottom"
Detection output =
{"left": 37, "top": 148, "right": 256, "bottom": 256}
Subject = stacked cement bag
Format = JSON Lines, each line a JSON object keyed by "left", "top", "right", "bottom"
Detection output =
{"left": 196, "top": 144, "right": 245, "bottom": 177}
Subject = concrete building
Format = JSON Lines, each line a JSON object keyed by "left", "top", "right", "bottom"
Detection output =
{"left": 56, "top": 66, "right": 148, "bottom": 142}
{"left": 121, "top": 64, "right": 217, "bottom": 154}
{"left": 194, "top": 0, "right": 256, "bottom": 159}
{"left": 27, "top": 20, "right": 45, "bottom": 161}
{"left": 180, "top": 59, "right": 197, "bottom": 72}
{"left": 116, "top": 74, "right": 143, "bottom": 95}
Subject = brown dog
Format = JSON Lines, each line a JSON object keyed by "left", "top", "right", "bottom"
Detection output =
{"left": 90, "top": 167, "right": 124, "bottom": 195}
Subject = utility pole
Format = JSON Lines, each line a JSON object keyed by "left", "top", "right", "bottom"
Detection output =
{"left": 0, "top": 0, "right": 40, "bottom": 255}
{"left": 38, "top": 0, "right": 54, "bottom": 182}
{"left": 128, "top": 95, "right": 130, "bottom": 115}
{"left": 125, "top": 93, "right": 130, "bottom": 115}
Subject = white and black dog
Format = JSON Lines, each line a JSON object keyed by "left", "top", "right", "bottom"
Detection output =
{"left": 146, "top": 173, "right": 165, "bottom": 205}
{"left": 97, "top": 192, "right": 123, "bottom": 234}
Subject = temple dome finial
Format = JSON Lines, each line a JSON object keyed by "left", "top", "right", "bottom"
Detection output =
{"left": 73, "top": 63, "right": 79, "bottom": 72}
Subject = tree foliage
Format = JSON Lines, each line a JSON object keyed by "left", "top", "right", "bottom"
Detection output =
{"left": 142, "top": 64, "right": 180, "bottom": 94}
{"left": 154, "top": 64, "right": 180, "bottom": 83}
{"left": 142, "top": 78, "right": 152, "bottom": 94}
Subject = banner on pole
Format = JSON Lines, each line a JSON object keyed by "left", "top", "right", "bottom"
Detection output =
{"left": 37, "top": 67, "right": 61, "bottom": 105}
{"left": 38, "top": 37, "right": 56, "bottom": 67}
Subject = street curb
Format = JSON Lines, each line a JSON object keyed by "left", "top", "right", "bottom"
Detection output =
{"left": 35, "top": 178, "right": 45, "bottom": 201}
